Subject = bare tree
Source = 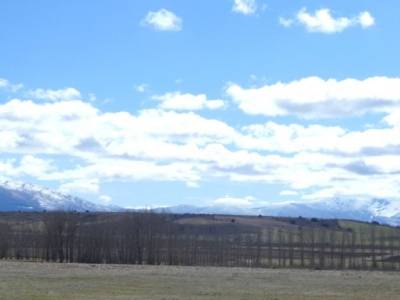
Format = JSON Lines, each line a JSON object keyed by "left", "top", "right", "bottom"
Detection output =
{"left": 0, "top": 223, "right": 10, "bottom": 259}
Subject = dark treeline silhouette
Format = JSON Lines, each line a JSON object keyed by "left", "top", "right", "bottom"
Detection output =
{"left": 0, "top": 211, "right": 400, "bottom": 270}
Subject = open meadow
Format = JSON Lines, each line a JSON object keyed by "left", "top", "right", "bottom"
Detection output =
{"left": 0, "top": 261, "right": 400, "bottom": 300}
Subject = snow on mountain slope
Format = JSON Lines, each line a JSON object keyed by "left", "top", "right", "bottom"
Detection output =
{"left": 162, "top": 198, "right": 400, "bottom": 225}
{"left": 0, "top": 181, "right": 116, "bottom": 212}
{"left": 1, "top": 180, "right": 399, "bottom": 225}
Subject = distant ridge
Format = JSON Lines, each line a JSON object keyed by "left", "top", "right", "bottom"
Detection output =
{"left": 157, "top": 198, "right": 400, "bottom": 226}
{"left": 1, "top": 180, "right": 399, "bottom": 226}
{"left": 0, "top": 181, "right": 118, "bottom": 212}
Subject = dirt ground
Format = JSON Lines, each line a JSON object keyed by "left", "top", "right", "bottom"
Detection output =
{"left": 0, "top": 261, "right": 400, "bottom": 300}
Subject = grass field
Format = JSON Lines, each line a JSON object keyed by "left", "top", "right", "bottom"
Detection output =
{"left": 0, "top": 261, "right": 400, "bottom": 300}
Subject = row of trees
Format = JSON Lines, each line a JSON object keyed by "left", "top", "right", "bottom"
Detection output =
{"left": 0, "top": 212, "right": 399, "bottom": 270}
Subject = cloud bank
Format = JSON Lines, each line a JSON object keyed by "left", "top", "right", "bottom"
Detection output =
{"left": 2, "top": 76, "right": 400, "bottom": 204}
{"left": 226, "top": 76, "right": 400, "bottom": 118}
{"left": 280, "top": 8, "right": 375, "bottom": 33}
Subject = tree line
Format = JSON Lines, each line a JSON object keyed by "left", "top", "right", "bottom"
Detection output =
{"left": 0, "top": 212, "right": 399, "bottom": 270}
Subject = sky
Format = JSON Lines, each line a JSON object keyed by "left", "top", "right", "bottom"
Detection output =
{"left": 1, "top": 0, "right": 400, "bottom": 208}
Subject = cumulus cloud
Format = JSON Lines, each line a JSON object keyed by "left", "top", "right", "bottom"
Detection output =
{"left": 226, "top": 76, "right": 400, "bottom": 118}
{"left": 0, "top": 78, "right": 23, "bottom": 92}
{"left": 239, "top": 122, "right": 346, "bottom": 153}
{"left": 280, "top": 190, "right": 299, "bottom": 196}
{"left": 0, "top": 159, "right": 19, "bottom": 179}
{"left": 0, "top": 98, "right": 237, "bottom": 187}
{"left": 358, "top": 11, "right": 375, "bottom": 28}
{"left": 280, "top": 8, "right": 375, "bottom": 33}
{"left": 153, "top": 92, "right": 225, "bottom": 111}
{"left": 214, "top": 195, "right": 256, "bottom": 206}
{"left": 2, "top": 96, "right": 400, "bottom": 200}
{"left": 0, "top": 155, "right": 56, "bottom": 181}
{"left": 59, "top": 179, "right": 100, "bottom": 195}
{"left": 232, "top": 0, "right": 258, "bottom": 16}
{"left": 383, "top": 109, "right": 400, "bottom": 127}
{"left": 28, "top": 87, "right": 81, "bottom": 101}
{"left": 2, "top": 78, "right": 400, "bottom": 205}
{"left": 303, "top": 176, "right": 400, "bottom": 201}
{"left": 18, "top": 155, "right": 55, "bottom": 179}
{"left": 141, "top": 9, "right": 182, "bottom": 31}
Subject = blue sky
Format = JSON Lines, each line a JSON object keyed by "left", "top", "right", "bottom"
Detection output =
{"left": 1, "top": 0, "right": 400, "bottom": 208}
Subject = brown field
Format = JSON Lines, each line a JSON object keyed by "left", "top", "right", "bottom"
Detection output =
{"left": 0, "top": 261, "right": 400, "bottom": 300}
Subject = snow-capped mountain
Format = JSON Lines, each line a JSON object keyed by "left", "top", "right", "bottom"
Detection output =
{"left": 1, "top": 180, "right": 399, "bottom": 225}
{"left": 0, "top": 181, "right": 117, "bottom": 212}
{"left": 160, "top": 198, "right": 400, "bottom": 226}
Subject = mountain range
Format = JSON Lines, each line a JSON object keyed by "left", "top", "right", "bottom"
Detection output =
{"left": 160, "top": 198, "right": 400, "bottom": 226}
{"left": 0, "top": 181, "right": 115, "bottom": 212}
{"left": 0, "top": 180, "right": 399, "bottom": 225}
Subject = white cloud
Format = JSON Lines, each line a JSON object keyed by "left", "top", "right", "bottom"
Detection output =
{"left": 153, "top": 92, "right": 225, "bottom": 111}
{"left": 227, "top": 76, "right": 400, "bottom": 118}
{"left": 384, "top": 109, "right": 400, "bottom": 126}
{"left": 303, "top": 177, "right": 400, "bottom": 201}
{"left": 18, "top": 155, "right": 55, "bottom": 179}
{"left": 59, "top": 179, "right": 100, "bottom": 195}
{"left": 280, "top": 190, "right": 299, "bottom": 196}
{"left": 2, "top": 97, "right": 400, "bottom": 192}
{"left": 0, "top": 155, "right": 55, "bottom": 180}
{"left": 0, "top": 159, "right": 19, "bottom": 179}
{"left": 0, "top": 78, "right": 7, "bottom": 88}
{"left": 3, "top": 79, "right": 400, "bottom": 205}
{"left": 239, "top": 121, "right": 400, "bottom": 160}
{"left": 214, "top": 195, "right": 255, "bottom": 206}
{"left": 99, "top": 195, "right": 112, "bottom": 204}
{"left": 279, "top": 17, "right": 293, "bottom": 28}
{"left": 28, "top": 87, "right": 81, "bottom": 101}
{"left": 238, "top": 122, "right": 350, "bottom": 154}
{"left": 0, "top": 99, "right": 236, "bottom": 186}
{"left": 141, "top": 9, "right": 182, "bottom": 31}
{"left": 88, "top": 93, "right": 97, "bottom": 102}
{"left": 0, "top": 78, "right": 23, "bottom": 92}
{"left": 0, "top": 131, "right": 21, "bottom": 149}
{"left": 232, "top": 0, "right": 258, "bottom": 15}
{"left": 281, "top": 8, "right": 375, "bottom": 33}
{"left": 297, "top": 8, "right": 351, "bottom": 33}
{"left": 359, "top": 11, "right": 375, "bottom": 28}
{"left": 135, "top": 83, "right": 149, "bottom": 93}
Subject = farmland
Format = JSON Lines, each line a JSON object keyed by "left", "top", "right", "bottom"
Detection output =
{"left": 0, "top": 261, "right": 400, "bottom": 300}
{"left": 1, "top": 212, "right": 400, "bottom": 270}
{"left": 1, "top": 212, "right": 400, "bottom": 299}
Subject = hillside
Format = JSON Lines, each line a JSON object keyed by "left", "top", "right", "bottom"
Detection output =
{"left": 161, "top": 198, "right": 400, "bottom": 226}
{"left": 0, "top": 181, "right": 115, "bottom": 212}
{"left": 1, "top": 211, "right": 399, "bottom": 270}
{"left": 1, "top": 180, "right": 400, "bottom": 226}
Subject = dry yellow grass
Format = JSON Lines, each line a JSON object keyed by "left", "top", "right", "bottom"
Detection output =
{"left": 0, "top": 261, "right": 400, "bottom": 300}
